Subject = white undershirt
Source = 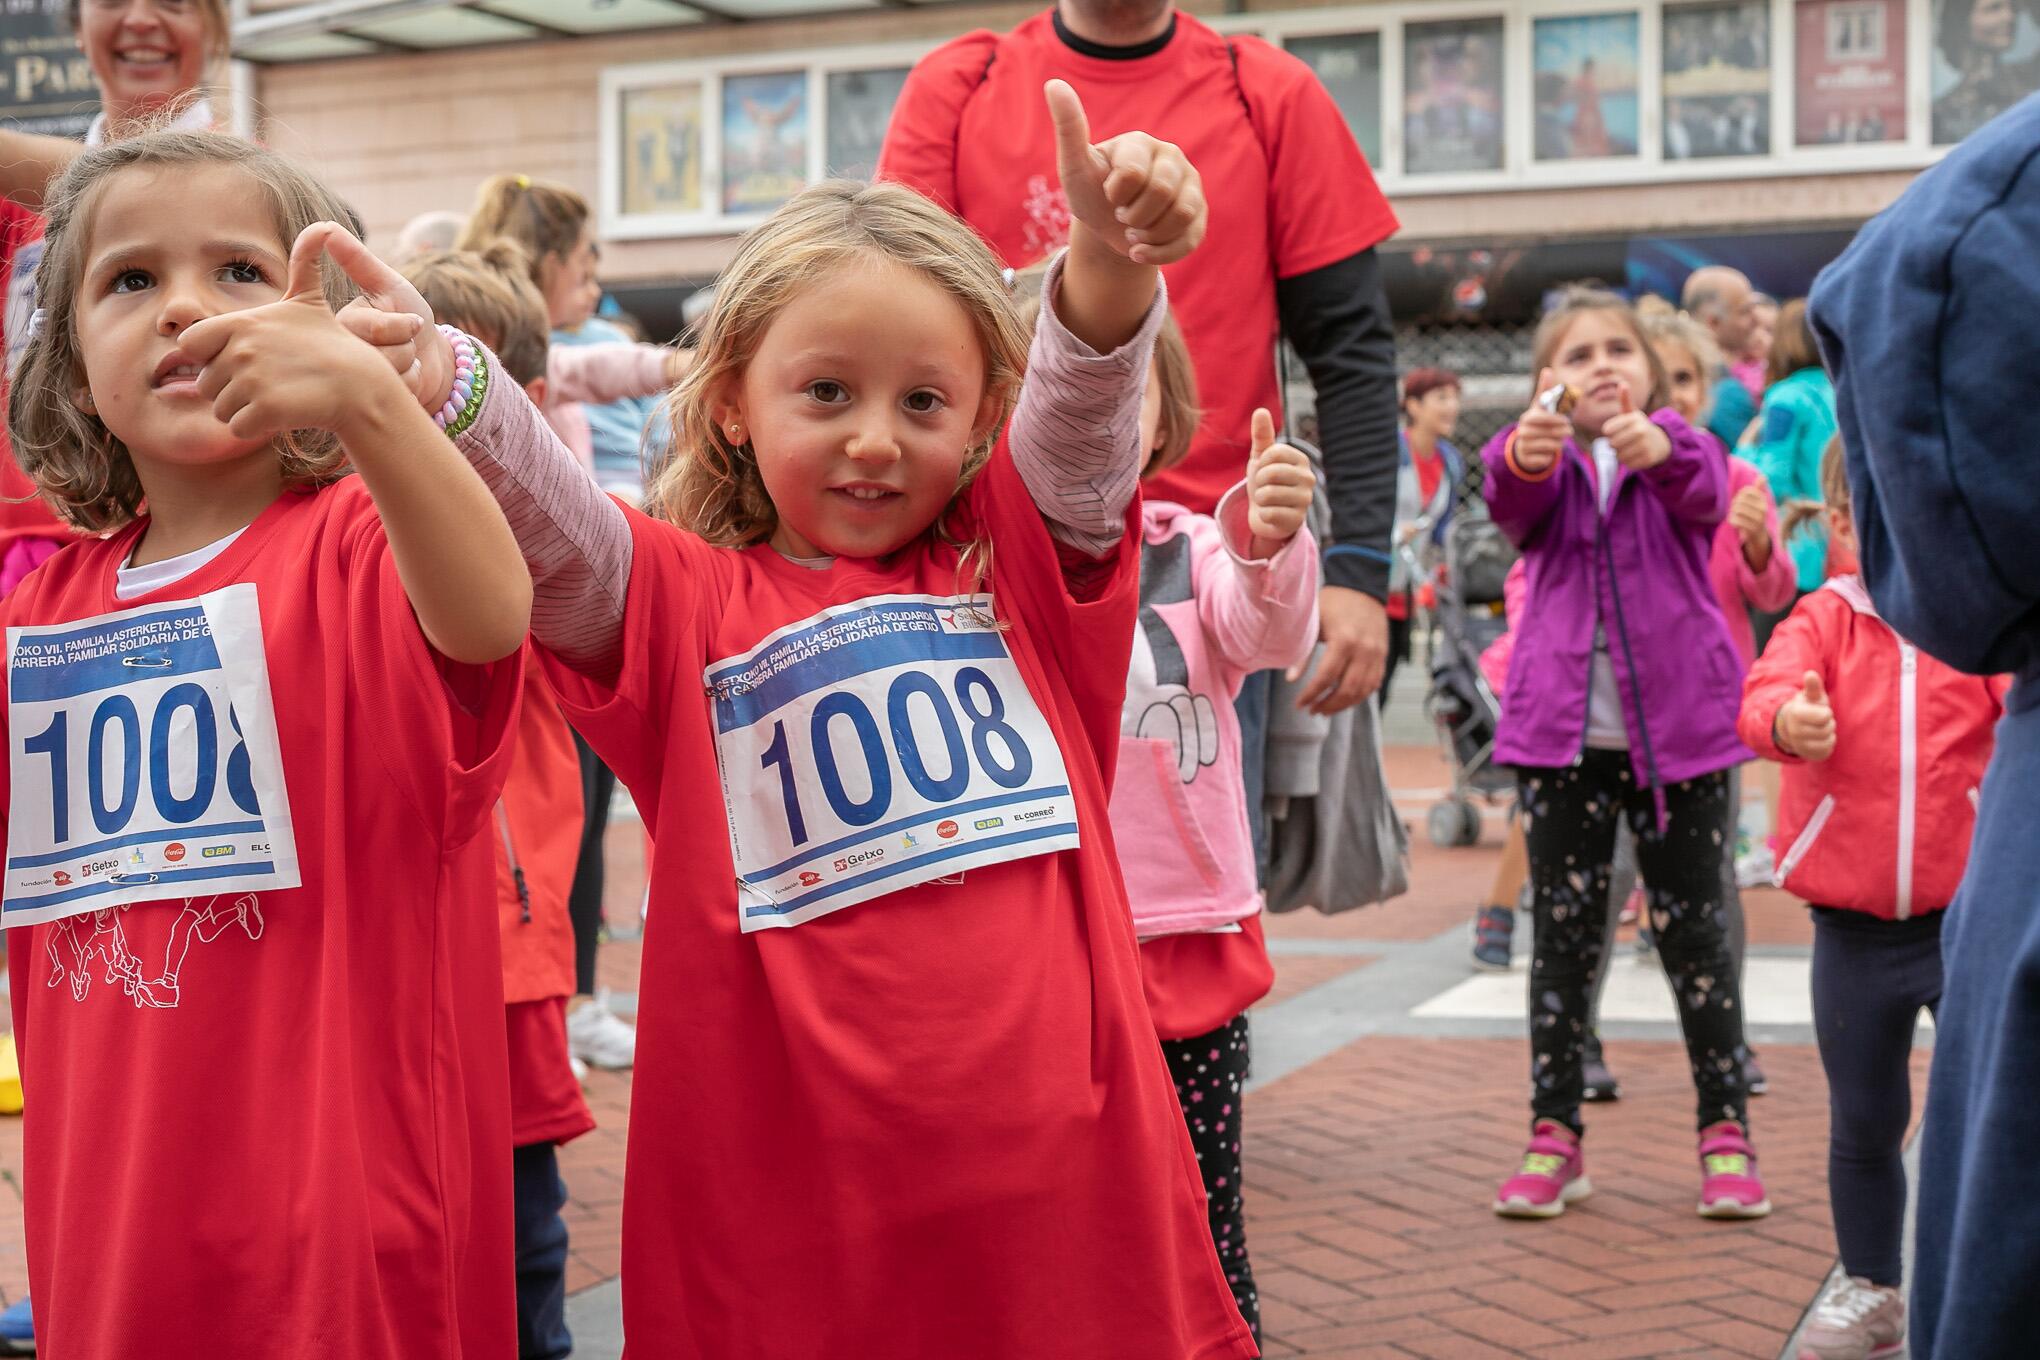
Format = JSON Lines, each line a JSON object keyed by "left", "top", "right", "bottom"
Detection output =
{"left": 115, "top": 529, "right": 244, "bottom": 601}
{"left": 1584, "top": 438, "right": 1629, "bottom": 750}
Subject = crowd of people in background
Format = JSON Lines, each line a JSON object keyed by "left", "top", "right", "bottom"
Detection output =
{"left": 0, "top": 4, "right": 2029, "bottom": 1360}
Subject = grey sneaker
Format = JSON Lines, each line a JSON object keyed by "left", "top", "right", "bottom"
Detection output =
{"left": 1797, "top": 1277, "right": 1904, "bottom": 1360}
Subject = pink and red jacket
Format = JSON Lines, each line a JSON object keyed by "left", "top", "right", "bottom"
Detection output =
{"left": 1739, "top": 575, "right": 2006, "bottom": 919}
{"left": 1110, "top": 486, "right": 1318, "bottom": 937}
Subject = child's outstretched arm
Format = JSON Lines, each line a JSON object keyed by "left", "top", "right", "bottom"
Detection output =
{"left": 181, "top": 224, "right": 530, "bottom": 664}
{"left": 1006, "top": 81, "right": 1203, "bottom": 556}
{"left": 548, "top": 342, "right": 690, "bottom": 406}
{"left": 1738, "top": 603, "right": 1835, "bottom": 763}
{"left": 1200, "top": 410, "right": 1321, "bottom": 675}
{"left": 332, "top": 234, "right": 636, "bottom": 679}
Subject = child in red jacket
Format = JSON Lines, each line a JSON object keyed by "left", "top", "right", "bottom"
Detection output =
{"left": 1739, "top": 440, "right": 2004, "bottom": 1360}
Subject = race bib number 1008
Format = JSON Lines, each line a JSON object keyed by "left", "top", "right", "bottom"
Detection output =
{"left": 708, "top": 595, "right": 1079, "bottom": 931}
{"left": 4, "top": 585, "right": 301, "bottom": 927}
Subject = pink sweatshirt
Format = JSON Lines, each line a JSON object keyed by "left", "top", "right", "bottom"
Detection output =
{"left": 1709, "top": 454, "right": 1796, "bottom": 665}
{"left": 542, "top": 342, "right": 671, "bottom": 476}
{"left": 1110, "top": 489, "right": 1318, "bottom": 937}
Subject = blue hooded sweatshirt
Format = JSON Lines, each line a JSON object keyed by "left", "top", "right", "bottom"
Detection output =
{"left": 1809, "top": 93, "right": 2040, "bottom": 1360}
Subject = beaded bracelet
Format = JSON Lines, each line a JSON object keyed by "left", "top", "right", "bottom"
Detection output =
{"left": 433, "top": 324, "right": 489, "bottom": 439}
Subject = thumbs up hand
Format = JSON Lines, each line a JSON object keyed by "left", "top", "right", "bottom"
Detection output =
{"left": 1775, "top": 669, "right": 1837, "bottom": 762}
{"left": 1244, "top": 407, "right": 1316, "bottom": 558}
{"left": 182, "top": 221, "right": 425, "bottom": 443}
{"left": 1046, "top": 79, "right": 1205, "bottom": 266}
{"left": 1605, "top": 381, "right": 1671, "bottom": 471}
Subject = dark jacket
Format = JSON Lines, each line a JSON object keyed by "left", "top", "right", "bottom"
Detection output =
{"left": 1808, "top": 91, "right": 2040, "bottom": 1360}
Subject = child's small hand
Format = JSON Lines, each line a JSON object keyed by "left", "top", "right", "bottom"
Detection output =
{"left": 1511, "top": 368, "right": 1571, "bottom": 475}
{"left": 321, "top": 226, "right": 456, "bottom": 413}
{"left": 1244, "top": 408, "right": 1314, "bottom": 558}
{"left": 1775, "top": 671, "right": 1836, "bottom": 761}
{"left": 1047, "top": 79, "right": 1205, "bottom": 266}
{"left": 1728, "top": 480, "right": 1771, "bottom": 569}
{"left": 183, "top": 223, "right": 414, "bottom": 442}
{"left": 1606, "top": 384, "right": 1671, "bottom": 470}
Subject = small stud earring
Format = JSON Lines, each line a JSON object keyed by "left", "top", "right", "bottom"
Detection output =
{"left": 727, "top": 423, "right": 743, "bottom": 441}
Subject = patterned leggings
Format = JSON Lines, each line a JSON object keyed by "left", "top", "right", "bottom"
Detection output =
{"left": 1161, "top": 1014, "right": 1258, "bottom": 1340}
{"left": 1520, "top": 751, "right": 1749, "bottom": 1135}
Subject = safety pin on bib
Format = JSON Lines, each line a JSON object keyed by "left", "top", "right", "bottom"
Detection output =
{"left": 108, "top": 872, "right": 160, "bottom": 886}
{"left": 120, "top": 655, "right": 174, "bottom": 670}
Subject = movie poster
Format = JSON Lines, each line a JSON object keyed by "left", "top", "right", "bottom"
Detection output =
{"left": 825, "top": 66, "right": 909, "bottom": 182}
{"left": 722, "top": 70, "right": 809, "bottom": 216}
{"left": 0, "top": 0, "right": 98, "bottom": 138}
{"left": 1930, "top": 0, "right": 2040, "bottom": 144}
{"left": 1288, "top": 31, "right": 1383, "bottom": 166}
{"left": 1533, "top": 13, "right": 1641, "bottom": 160}
{"left": 1662, "top": 0, "right": 1772, "bottom": 159}
{"left": 1795, "top": 0, "right": 1907, "bottom": 144}
{"left": 620, "top": 82, "right": 704, "bottom": 217}
{"left": 1404, "top": 18, "right": 1505, "bottom": 174}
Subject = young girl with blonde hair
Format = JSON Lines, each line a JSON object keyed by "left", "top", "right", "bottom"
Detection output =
{"left": 443, "top": 83, "right": 1258, "bottom": 1358}
{"left": 3, "top": 129, "right": 534, "bottom": 1357}
{"left": 1484, "top": 286, "right": 1767, "bottom": 1221}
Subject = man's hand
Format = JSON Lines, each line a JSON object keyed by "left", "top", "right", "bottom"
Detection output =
{"left": 1292, "top": 584, "right": 1386, "bottom": 715}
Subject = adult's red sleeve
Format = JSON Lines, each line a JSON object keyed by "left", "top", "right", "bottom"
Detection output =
{"left": 1235, "top": 37, "right": 1399, "bottom": 279}
{"left": 874, "top": 31, "right": 999, "bottom": 215}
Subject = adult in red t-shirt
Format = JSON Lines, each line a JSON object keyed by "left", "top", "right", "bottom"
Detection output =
{"left": 880, "top": 0, "right": 1403, "bottom": 716}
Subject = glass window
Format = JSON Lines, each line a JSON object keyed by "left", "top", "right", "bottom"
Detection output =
{"left": 1404, "top": 17, "right": 1506, "bottom": 174}
{"left": 722, "top": 71, "right": 810, "bottom": 216}
{"left": 1287, "top": 31, "right": 1384, "bottom": 165}
{"left": 1662, "top": 0, "right": 1773, "bottom": 159}
{"left": 825, "top": 67, "right": 910, "bottom": 182}
{"left": 1532, "top": 12, "right": 1642, "bottom": 160}
{"left": 1930, "top": 0, "right": 2040, "bottom": 144}
{"left": 620, "top": 83, "right": 705, "bottom": 217}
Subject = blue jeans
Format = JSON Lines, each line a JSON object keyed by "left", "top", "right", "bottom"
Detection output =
{"left": 514, "top": 1142, "right": 573, "bottom": 1360}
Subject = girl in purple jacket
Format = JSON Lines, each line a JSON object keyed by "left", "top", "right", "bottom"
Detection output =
{"left": 1484, "top": 288, "right": 1768, "bottom": 1222}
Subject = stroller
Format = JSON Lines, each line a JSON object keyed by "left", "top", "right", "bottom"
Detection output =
{"left": 1398, "top": 505, "right": 1517, "bottom": 847}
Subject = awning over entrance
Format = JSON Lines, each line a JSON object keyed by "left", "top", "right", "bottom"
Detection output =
{"left": 235, "top": 0, "right": 912, "bottom": 63}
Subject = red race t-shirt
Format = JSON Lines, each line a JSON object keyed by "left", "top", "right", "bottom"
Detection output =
{"left": 880, "top": 9, "right": 1398, "bottom": 516}
{"left": 3, "top": 480, "right": 520, "bottom": 1359}
{"left": 542, "top": 450, "right": 1256, "bottom": 1360}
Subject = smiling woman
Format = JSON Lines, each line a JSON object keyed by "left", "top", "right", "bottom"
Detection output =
{"left": 0, "top": 0, "right": 233, "bottom": 597}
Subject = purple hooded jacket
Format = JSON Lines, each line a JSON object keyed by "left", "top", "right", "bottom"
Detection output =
{"left": 1481, "top": 409, "right": 1753, "bottom": 791}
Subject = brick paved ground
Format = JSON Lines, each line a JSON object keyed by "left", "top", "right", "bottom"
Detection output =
{"left": 0, "top": 745, "right": 1925, "bottom": 1360}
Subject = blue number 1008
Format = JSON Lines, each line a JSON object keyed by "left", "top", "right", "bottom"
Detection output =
{"left": 759, "top": 665, "right": 1034, "bottom": 848}
{"left": 21, "top": 686, "right": 261, "bottom": 846}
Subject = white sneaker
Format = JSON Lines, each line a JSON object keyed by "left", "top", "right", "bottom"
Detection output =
{"left": 1797, "top": 1276, "right": 1904, "bottom": 1360}
{"left": 570, "top": 1055, "right": 589, "bottom": 1085}
{"left": 567, "top": 991, "right": 637, "bottom": 1070}
{"left": 1735, "top": 844, "right": 1776, "bottom": 889}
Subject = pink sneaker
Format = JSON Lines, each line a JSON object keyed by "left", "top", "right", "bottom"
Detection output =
{"left": 1493, "top": 1120, "right": 1592, "bottom": 1218}
{"left": 1797, "top": 1276, "right": 1905, "bottom": 1360}
{"left": 1696, "top": 1121, "right": 1771, "bottom": 1218}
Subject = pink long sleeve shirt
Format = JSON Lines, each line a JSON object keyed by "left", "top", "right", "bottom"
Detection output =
{"left": 1710, "top": 454, "right": 1797, "bottom": 666}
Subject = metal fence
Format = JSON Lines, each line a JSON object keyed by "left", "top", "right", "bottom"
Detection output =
{"left": 1282, "top": 319, "right": 1535, "bottom": 512}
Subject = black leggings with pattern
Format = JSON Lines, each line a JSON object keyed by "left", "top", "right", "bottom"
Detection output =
{"left": 1519, "top": 751, "right": 1749, "bottom": 1135}
{"left": 1161, "top": 1013, "right": 1258, "bottom": 1341}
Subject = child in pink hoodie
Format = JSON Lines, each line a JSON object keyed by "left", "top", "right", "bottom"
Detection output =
{"left": 1109, "top": 317, "right": 1319, "bottom": 1342}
